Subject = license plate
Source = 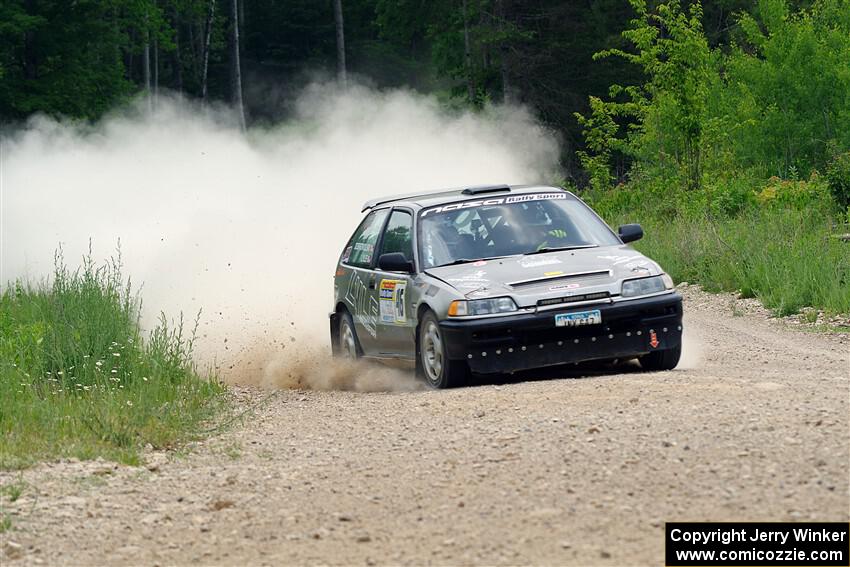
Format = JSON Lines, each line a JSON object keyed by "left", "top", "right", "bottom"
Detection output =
{"left": 555, "top": 310, "right": 602, "bottom": 327}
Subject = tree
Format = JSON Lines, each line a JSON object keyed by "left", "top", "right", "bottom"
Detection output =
{"left": 579, "top": 0, "right": 712, "bottom": 190}
{"left": 230, "top": 0, "right": 245, "bottom": 129}
{"left": 0, "top": 0, "right": 135, "bottom": 119}
{"left": 462, "top": 0, "right": 474, "bottom": 101}
{"left": 717, "top": 0, "right": 850, "bottom": 176}
{"left": 201, "top": 0, "right": 216, "bottom": 99}
{"left": 333, "top": 0, "right": 347, "bottom": 87}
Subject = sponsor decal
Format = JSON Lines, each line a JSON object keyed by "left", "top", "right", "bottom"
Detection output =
{"left": 544, "top": 270, "right": 564, "bottom": 277}
{"left": 379, "top": 279, "right": 407, "bottom": 324}
{"left": 420, "top": 193, "right": 567, "bottom": 217}
{"left": 448, "top": 271, "right": 489, "bottom": 291}
{"left": 649, "top": 329, "right": 659, "bottom": 348}
{"left": 473, "top": 260, "right": 487, "bottom": 267}
{"left": 597, "top": 254, "right": 643, "bottom": 265}
{"left": 549, "top": 283, "right": 581, "bottom": 292}
{"left": 448, "top": 270, "right": 487, "bottom": 282}
{"left": 519, "top": 257, "right": 562, "bottom": 269}
{"left": 456, "top": 283, "right": 487, "bottom": 290}
{"left": 344, "top": 272, "right": 378, "bottom": 338}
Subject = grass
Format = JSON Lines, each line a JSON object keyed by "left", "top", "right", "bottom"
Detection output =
{"left": 586, "top": 177, "right": 850, "bottom": 317}
{"left": 629, "top": 208, "right": 850, "bottom": 316}
{"left": 0, "top": 477, "right": 26, "bottom": 502}
{"left": 0, "top": 512, "right": 10, "bottom": 533}
{"left": 0, "top": 249, "right": 226, "bottom": 470}
{"left": 0, "top": 476, "right": 25, "bottom": 533}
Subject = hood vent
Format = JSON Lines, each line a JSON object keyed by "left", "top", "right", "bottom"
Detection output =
{"left": 508, "top": 269, "right": 611, "bottom": 289}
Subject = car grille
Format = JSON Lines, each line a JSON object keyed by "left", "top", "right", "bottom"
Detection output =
{"left": 536, "top": 291, "right": 610, "bottom": 307}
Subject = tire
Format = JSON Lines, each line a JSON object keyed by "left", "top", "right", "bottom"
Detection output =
{"left": 418, "top": 311, "right": 468, "bottom": 388}
{"left": 338, "top": 311, "right": 362, "bottom": 359}
{"left": 639, "top": 344, "right": 681, "bottom": 371}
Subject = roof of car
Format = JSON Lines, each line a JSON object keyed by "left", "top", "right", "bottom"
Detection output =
{"left": 361, "top": 184, "right": 567, "bottom": 212}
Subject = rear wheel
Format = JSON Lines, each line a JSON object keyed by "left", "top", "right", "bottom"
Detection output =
{"left": 338, "top": 311, "right": 362, "bottom": 359}
{"left": 418, "top": 312, "right": 468, "bottom": 388}
{"left": 639, "top": 344, "right": 681, "bottom": 371}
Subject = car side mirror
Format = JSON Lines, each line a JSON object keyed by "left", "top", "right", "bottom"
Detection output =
{"left": 378, "top": 252, "right": 414, "bottom": 273}
{"left": 618, "top": 223, "right": 644, "bottom": 244}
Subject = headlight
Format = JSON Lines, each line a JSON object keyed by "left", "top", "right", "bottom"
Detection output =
{"left": 621, "top": 274, "right": 672, "bottom": 298}
{"left": 448, "top": 297, "right": 518, "bottom": 316}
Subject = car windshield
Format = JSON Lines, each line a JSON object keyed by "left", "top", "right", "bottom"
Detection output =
{"left": 418, "top": 192, "right": 621, "bottom": 269}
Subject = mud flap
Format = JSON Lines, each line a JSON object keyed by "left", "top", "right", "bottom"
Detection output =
{"left": 329, "top": 312, "right": 340, "bottom": 356}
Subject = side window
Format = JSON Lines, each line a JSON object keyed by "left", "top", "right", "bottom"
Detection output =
{"left": 378, "top": 210, "right": 414, "bottom": 262}
{"left": 344, "top": 209, "right": 389, "bottom": 268}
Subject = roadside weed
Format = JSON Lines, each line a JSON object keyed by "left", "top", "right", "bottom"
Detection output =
{"left": 0, "top": 249, "right": 226, "bottom": 469}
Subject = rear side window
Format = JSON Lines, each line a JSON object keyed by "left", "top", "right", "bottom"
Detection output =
{"left": 343, "top": 209, "right": 389, "bottom": 268}
{"left": 378, "top": 210, "right": 414, "bottom": 262}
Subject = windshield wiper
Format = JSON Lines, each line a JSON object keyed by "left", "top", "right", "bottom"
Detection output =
{"left": 437, "top": 255, "right": 515, "bottom": 267}
{"left": 522, "top": 244, "right": 599, "bottom": 256}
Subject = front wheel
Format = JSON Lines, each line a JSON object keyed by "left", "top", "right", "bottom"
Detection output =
{"left": 418, "top": 312, "right": 468, "bottom": 388}
{"left": 639, "top": 344, "right": 681, "bottom": 371}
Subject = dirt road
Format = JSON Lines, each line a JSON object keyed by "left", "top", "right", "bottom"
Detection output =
{"left": 2, "top": 287, "right": 848, "bottom": 566}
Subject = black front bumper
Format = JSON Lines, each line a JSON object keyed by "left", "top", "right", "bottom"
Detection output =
{"left": 439, "top": 292, "right": 683, "bottom": 374}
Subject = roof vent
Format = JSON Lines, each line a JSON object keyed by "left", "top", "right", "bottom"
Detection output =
{"left": 461, "top": 184, "right": 511, "bottom": 195}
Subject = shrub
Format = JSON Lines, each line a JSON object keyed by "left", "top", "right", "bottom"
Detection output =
{"left": 754, "top": 174, "right": 832, "bottom": 210}
{"left": 826, "top": 151, "right": 850, "bottom": 211}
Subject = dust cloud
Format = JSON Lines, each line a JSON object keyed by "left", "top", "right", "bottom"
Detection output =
{"left": 1, "top": 85, "right": 559, "bottom": 390}
{"left": 678, "top": 318, "right": 705, "bottom": 370}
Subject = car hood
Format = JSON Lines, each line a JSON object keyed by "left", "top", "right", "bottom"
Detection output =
{"left": 424, "top": 245, "right": 662, "bottom": 308}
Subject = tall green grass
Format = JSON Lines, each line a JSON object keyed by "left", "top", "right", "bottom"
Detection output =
{"left": 0, "top": 250, "right": 225, "bottom": 469}
{"left": 631, "top": 209, "right": 850, "bottom": 316}
{"left": 587, "top": 175, "right": 850, "bottom": 316}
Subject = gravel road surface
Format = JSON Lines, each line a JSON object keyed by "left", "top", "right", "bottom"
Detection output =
{"left": 1, "top": 287, "right": 848, "bottom": 566}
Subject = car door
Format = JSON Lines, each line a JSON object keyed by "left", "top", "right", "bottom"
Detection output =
{"left": 340, "top": 208, "right": 390, "bottom": 355}
{"left": 373, "top": 208, "right": 416, "bottom": 358}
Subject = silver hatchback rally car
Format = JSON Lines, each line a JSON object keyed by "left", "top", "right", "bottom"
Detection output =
{"left": 329, "top": 184, "right": 683, "bottom": 388}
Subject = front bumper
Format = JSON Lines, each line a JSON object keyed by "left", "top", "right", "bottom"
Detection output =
{"left": 439, "top": 292, "right": 683, "bottom": 374}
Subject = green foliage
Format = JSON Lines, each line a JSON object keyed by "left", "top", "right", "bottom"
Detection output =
{"left": 717, "top": 0, "right": 850, "bottom": 178}
{"left": 575, "top": 97, "right": 618, "bottom": 192}
{"left": 0, "top": 249, "right": 225, "bottom": 469}
{"left": 826, "top": 151, "right": 850, "bottom": 210}
{"left": 582, "top": 0, "right": 712, "bottom": 190}
{"left": 588, "top": 180, "right": 850, "bottom": 316}
{"left": 753, "top": 174, "right": 832, "bottom": 209}
{"left": 579, "top": 0, "right": 850, "bottom": 197}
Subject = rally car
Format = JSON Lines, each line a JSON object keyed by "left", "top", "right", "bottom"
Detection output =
{"left": 329, "top": 184, "right": 683, "bottom": 388}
